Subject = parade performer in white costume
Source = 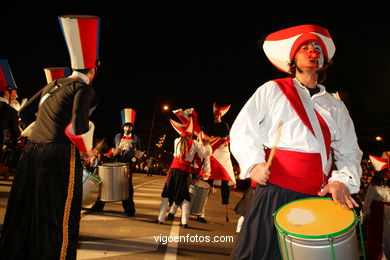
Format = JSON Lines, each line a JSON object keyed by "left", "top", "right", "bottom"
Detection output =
{"left": 157, "top": 109, "right": 211, "bottom": 227}
{"left": 230, "top": 24, "right": 362, "bottom": 259}
{"left": 204, "top": 102, "right": 236, "bottom": 222}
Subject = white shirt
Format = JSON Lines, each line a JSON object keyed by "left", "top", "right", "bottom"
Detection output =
{"left": 173, "top": 138, "right": 212, "bottom": 163}
{"left": 230, "top": 78, "right": 363, "bottom": 194}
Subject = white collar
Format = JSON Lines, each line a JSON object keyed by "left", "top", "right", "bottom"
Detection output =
{"left": 70, "top": 71, "right": 90, "bottom": 85}
{"left": 0, "top": 96, "right": 9, "bottom": 104}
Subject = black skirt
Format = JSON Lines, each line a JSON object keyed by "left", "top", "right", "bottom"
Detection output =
{"left": 161, "top": 168, "right": 191, "bottom": 206}
{"left": 231, "top": 183, "right": 313, "bottom": 260}
{"left": 0, "top": 142, "right": 83, "bottom": 260}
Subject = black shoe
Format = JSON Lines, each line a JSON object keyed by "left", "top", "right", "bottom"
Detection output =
{"left": 181, "top": 223, "right": 188, "bottom": 228}
{"left": 90, "top": 204, "right": 104, "bottom": 212}
{"left": 156, "top": 220, "right": 164, "bottom": 224}
{"left": 166, "top": 213, "right": 174, "bottom": 220}
{"left": 126, "top": 212, "right": 135, "bottom": 217}
{"left": 197, "top": 216, "right": 207, "bottom": 223}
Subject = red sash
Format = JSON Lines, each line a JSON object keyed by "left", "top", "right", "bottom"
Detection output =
{"left": 269, "top": 78, "right": 331, "bottom": 195}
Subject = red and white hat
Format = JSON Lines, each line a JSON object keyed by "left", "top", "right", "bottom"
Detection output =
{"left": 44, "top": 67, "right": 71, "bottom": 84}
{"left": 172, "top": 108, "right": 201, "bottom": 136}
{"left": 58, "top": 15, "right": 101, "bottom": 69}
{"left": 369, "top": 154, "right": 389, "bottom": 172}
{"left": 170, "top": 117, "right": 194, "bottom": 137}
{"left": 262, "top": 24, "right": 336, "bottom": 73}
{"left": 65, "top": 121, "right": 95, "bottom": 153}
{"left": 0, "top": 59, "right": 17, "bottom": 92}
{"left": 213, "top": 102, "right": 230, "bottom": 117}
{"left": 121, "top": 108, "right": 136, "bottom": 126}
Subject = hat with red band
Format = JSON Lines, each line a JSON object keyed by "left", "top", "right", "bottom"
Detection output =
{"left": 213, "top": 102, "right": 230, "bottom": 117}
{"left": 121, "top": 108, "right": 136, "bottom": 126}
{"left": 58, "top": 15, "right": 101, "bottom": 69}
{"left": 262, "top": 24, "right": 336, "bottom": 73}
{"left": 44, "top": 67, "right": 71, "bottom": 84}
{"left": 0, "top": 59, "right": 17, "bottom": 92}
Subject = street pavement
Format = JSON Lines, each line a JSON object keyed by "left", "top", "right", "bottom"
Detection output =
{"left": 0, "top": 173, "right": 243, "bottom": 260}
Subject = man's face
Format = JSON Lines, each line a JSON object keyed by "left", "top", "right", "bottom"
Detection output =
{"left": 295, "top": 41, "right": 324, "bottom": 71}
{"left": 10, "top": 89, "right": 18, "bottom": 101}
{"left": 214, "top": 113, "right": 221, "bottom": 123}
{"left": 123, "top": 124, "right": 133, "bottom": 135}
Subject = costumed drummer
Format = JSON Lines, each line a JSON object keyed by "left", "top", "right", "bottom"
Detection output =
{"left": 157, "top": 108, "right": 212, "bottom": 228}
{"left": 363, "top": 155, "right": 390, "bottom": 260}
{"left": 0, "top": 59, "right": 21, "bottom": 180}
{"left": 203, "top": 102, "right": 236, "bottom": 222}
{"left": 91, "top": 108, "right": 140, "bottom": 217}
{"left": 0, "top": 15, "right": 100, "bottom": 260}
{"left": 165, "top": 109, "right": 211, "bottom": 222}
{"left": 229, "top": 24, "right": 363, "bottom": 259}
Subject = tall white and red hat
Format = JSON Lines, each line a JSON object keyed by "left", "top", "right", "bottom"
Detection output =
{"left": 58, "top": 15, "right": 101, "bottom": 70}
{"left": 0, "top": 59, "right": 17, "bottom": 93}
{"left": 44, "top": 67, "right": 71, "bottom": 84}
{"left": 262, "top": 24, "right": 336, "bottom": 73}
{"left": 213, "top": 102, "right": 230, "bottom": 117}
{"left": 170, "top": 108, "right": 199, "bottom": 137}
{"left": 61, "top": 15, "right": 100, "bottom": 152}
{"left": 121, "top": 108, "right": 136, "bottom": 126}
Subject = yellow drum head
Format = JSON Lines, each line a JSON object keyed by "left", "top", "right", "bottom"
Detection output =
{"left": 274, "top": 198, "right": 356, "bottom": 238}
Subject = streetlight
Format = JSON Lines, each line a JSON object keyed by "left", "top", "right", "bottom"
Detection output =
{"left": 376, "top": 136, "right": 383, "bottom": 155}
{"left": 146, "top": 104, "right": 169, "bottom": 156}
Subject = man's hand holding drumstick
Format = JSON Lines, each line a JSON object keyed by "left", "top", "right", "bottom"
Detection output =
{"left": 250, "top": 121, "right": 283, "bottom": 185}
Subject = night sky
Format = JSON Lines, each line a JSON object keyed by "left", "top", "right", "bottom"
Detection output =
{"left": 1, "top": 4, "right": 389, "bottom": 157}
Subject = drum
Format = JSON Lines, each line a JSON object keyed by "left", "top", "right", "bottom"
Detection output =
{"left": 98, "top": 163, "right": 129, "bottom": 201}
{"left": 82, "top": 168, "right": 102, "bottom": 206}
{"left": 273, "top": 197, "right": 360, "bottom": 260}
{"left": 189, "top": 179, "right": 211, "bottom": 215}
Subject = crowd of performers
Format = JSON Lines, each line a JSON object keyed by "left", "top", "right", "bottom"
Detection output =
{"left": 0, "top": 16, "right": 389, "bottom": 260}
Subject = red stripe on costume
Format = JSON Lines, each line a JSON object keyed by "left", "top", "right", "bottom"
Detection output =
{"left": 315, "top": 110, "right": 331, "bottom": 158}
{"left": 209, "top": 156, "right": 233, "bottom": 181}
{"left": 77, "top": 18, "right": 99, "bottom": 68}
{"left": 274, "top": 78, "right": 315, "bottom": 136}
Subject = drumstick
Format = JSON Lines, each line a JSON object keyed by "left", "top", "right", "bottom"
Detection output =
{"left": 265, "top": 121, "right": 283, "bottom": 170}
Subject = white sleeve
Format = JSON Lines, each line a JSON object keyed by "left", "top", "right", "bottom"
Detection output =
{"left": 193, "top": 141, "right": 212, "bottom": 158}
{"left": 328, "top": 100, "right": 363, "bottom": 194}
{"left": 202, "top": 156, "right": 211, "bottom": 174}
{"left": 230, "top": 83, "right": 269, "bottom": 180}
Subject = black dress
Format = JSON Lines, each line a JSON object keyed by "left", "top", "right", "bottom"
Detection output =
{"left": 0, "top": 77, "right": 97, "bottom": 260}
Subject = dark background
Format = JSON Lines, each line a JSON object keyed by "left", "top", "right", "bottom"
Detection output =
{"left": 1, "top": 4, "right": 389, "bottom": 158}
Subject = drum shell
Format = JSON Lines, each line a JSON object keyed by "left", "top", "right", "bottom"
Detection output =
{"left": 98, "top": 163, "right": 129, "bottom": 201}
{"left": 276, "top": 222, "right": 359, "bottom": 260}
{"left": 189, "top": 179, "right": 211, "bottom": 215}
{"left": 82, "top": 169, "right": 102, "bottom": 205}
